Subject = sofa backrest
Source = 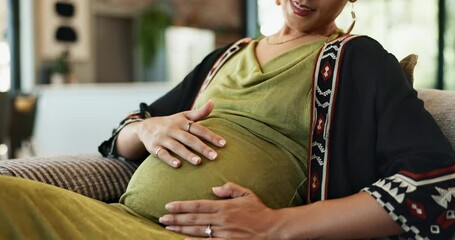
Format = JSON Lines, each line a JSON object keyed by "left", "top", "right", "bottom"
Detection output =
{"left": 417, "top": 88, "right": 455, "bottom": 149}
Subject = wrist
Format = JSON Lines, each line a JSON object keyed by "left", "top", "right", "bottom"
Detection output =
{"left": 271, "top": 207, "right": 307, "bottom": 240}
{"left": 271, "top": 208, "right": 295, "bottom": 240}
{"left": 272, "top": 202, "right": 326, "bottom": 240}
{"left": 130, "top": 121, "right": 148, "bottom": 151}
{"left": 130, "top": 120, "right": 144, "bottom": 137}
{"left": 272, "top": 193, "right": 403, "bottom": 239}
{"left": 116, "top": 120, "right": 147, "bottom": 159}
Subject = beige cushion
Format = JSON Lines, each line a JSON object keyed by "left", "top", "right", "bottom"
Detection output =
{"left": 417, "top": 88, "right": 455, "bottom": 149}
{"left": 398, "top": 55, "right": 454, "bottom": 149}
{"left": 0, "top": 154, "right": 138, "bottom": 202}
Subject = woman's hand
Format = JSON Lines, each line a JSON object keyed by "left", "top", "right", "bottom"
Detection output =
{"left": 136, "top": 100, "right": 226, "bottom": 168}
{"left": 160, "top": 183, "right": 404, "bottom": 240}
{"left": 115, "top": 100, "right": 226, "bottom": 167}
{"left": 160, "top": 182, "right": 281, "bottom": 240}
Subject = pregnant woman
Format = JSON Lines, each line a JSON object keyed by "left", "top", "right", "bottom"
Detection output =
{"left": 110, "top": 32, "right": 340, "bottom": 221}
{"left": 1, "top": 0, "right": 454, "bottom": 239}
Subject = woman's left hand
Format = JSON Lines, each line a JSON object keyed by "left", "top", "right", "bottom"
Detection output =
{"left": 159, "top": 182, "right": 281, "bottom": 240}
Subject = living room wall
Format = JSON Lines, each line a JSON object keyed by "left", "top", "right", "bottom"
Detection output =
{"left": 29, "top": 0, "right": 248, "bottom": 156}
{"left": 34, "top": 0, "right": 246, "bottom": 85}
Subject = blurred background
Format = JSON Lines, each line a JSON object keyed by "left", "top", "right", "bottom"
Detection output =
{"left": 0, "top": 0, "right": 454, "bottom": 158}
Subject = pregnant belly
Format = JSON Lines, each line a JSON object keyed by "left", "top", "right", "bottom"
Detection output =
{"left": 119, "top": 118, "right": 305, "bottom": 222}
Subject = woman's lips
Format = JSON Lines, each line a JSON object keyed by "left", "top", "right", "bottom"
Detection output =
{"left": 290, "top": 0, "right": 315, "bottom": 17}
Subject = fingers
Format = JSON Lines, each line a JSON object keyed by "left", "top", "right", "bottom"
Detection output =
{"left": 182, "top": 100, "right": 226, "bottom": 148}
{"left": 160, "top": 213, "right": 212, "bottom": 226}
{"left": 152, "top": 122, "right": 224, "bottom": 167}
{"left": 162, "top": 184, "right": 253, "bottom": 214}
{"left": 183, "top": 121, "right": 226, "bottom": 148}
{"left": 142, "top": 120, "right": 223, "bottom": 167}
{"left": 166, "top": 119, "right": 225, "bottom": 162}
{"left": 184, "top": 238, "right": 224, "bottom": 240}
{"left": 161, "top": 126, "right": 221, "bottom": 164}
{"left": 212, "top": 182, "right": 254, "bottom": 198}
{"left": 178, "top": 136, "right": 218, "bottom": 161}
{"left": 165, "top": 199, "right": 219, "bottom": 214}
{"left": 165, "top": 225, "right": 206, "bottom": 237}
{"left": 165, "top": 225, "right": 224, "bottom": 240}
{"left": 154, "top": 147, "right": 181, "bottom": 168}
{"left": 184, "top": 100, "right": 214, "bottom": 122}
{"left": 160, "top": 138, "right": 203, "bottom": 165}
{"left": 173, "top": 129, "right": 223, "bottom": 161}
{"left": 139, "top": 100, "right": 226, "bottom": 167}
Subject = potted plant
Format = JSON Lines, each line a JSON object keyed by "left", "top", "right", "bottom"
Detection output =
{"left": 137, "top": 4, "right": 172, "bottom": 68}
{"left": 50, "top": 50, "right": 70, "bottom": 84}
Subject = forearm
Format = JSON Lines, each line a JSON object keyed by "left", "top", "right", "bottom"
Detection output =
{"left": 274, "top": 192, "right": 402, "bottom": 239}
{"left": 115, "top": 121, "right": 147, "bottom": 160}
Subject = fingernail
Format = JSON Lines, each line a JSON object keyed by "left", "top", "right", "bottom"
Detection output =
{"left": 209, "top": 151, "right": 217, "bottom": 160}
{"left": 212, "top": 186, "right": 222, "bottom": 190}
{"left": 212, "top": 186, "right": 223, "bottom": 193}
{"left": 165, "top": 203, "right": 175, "bottom": 211}
{"left": 219, "top": 139, "right": 226, "bottom": 146}
{"left": 159, "top": 215, "right": 170, "bottom": 223}
{"left": 192, "top": 156, "right": 201, "bottom": 165}
{"left": 166, "top": 226, "right": 178, "bottom": 231}
{"left": 173, "top": 160, "right": 180, "bottom": 167}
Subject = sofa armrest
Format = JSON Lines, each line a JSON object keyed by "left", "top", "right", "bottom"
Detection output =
{"left": 417, "top": 88, "right": 455, "bottom": 149}
{"left": 0, "top": 153, "right": 138, "bottom": 202}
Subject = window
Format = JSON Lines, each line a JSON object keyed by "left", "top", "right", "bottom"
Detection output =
{"left": 0, "top": 0, "right": 10, "bottom": 92}
{"left": 446, "top": 0, "right": 455, "bottom": 89}
{"left": 257, "top": 0, "right": 449, "bottom": 89}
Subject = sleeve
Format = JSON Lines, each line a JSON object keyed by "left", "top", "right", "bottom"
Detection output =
{"left": 97, "top": 46, "right": 229, "bottom": 161}
{"left": 352, "top": 38, "right": 455, "bottom": 239}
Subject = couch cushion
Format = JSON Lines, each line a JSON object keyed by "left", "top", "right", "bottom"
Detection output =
{"left": 0, "top": 154, "right": 138, "bottom": 202}
{"left": 399, "top": 54, "right": 418, "bottom": 84}
{"left": 417, "top": 88, "right": 455, "bottom": 149}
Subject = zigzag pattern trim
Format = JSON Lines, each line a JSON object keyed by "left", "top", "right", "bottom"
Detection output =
{"left": 311, "top": 142, "right": 326, "bottom": 153}
{"left": 396, "top": 172, "right": 455, "bottom": 187}
{"left": 308, "top": 34, "right": 362, "bottom": 203}
{"left": 363, "top": 188, "right": 430, "bottom": 240}
{"left": 311, "top": 154, "right": 324, "bottom": 166}
{"left": 322, "top": 52, "right": 337, "bottom": 60}
{"left": 317, "top": 86, "right": 332, "bottom": 97}
{"left": 315, "top": 99, "right": 330, "bottom": 108}
{"left": 324, "top": 45, "right": 340, "bottom": 52}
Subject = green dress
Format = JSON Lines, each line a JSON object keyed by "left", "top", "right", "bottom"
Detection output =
{"left": 0, "top": 37, "right": 331, "bottom": 239}
{"left": 0, "top": 176, "right": 185, "bottom": 240}
{"left": 120, "top": 38, "right": 328, "bottom": 222}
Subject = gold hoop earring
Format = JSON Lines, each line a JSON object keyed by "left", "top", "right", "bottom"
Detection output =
{"left": 346, "top": 0, "right": 357, "bottom": 34}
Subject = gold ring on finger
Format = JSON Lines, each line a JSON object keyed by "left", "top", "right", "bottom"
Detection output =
{"left": 187, "top": 121, "right": 194, "bottom": 133}
{"left": 154, "top": 147, "right": 164, "bottom": 157}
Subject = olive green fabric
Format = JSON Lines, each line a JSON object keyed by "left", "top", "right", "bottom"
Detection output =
{"left": 120, "top": 118, "right": 305, "bottom": 222}
{"left": 194, "top": 38, "right": 330, "bottom": 166}
{"left": 121, "top": 38, "right": 331, "bottom": 222}
{"left": 0, "top": 176, "right": 186, "bottom": 240}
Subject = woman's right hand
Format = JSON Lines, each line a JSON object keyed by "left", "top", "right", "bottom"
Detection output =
{"left": 132, "top": 100, "right": 226, "bottom": 168}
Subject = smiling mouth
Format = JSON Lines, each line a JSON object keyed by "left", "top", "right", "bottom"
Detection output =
{"left": 290, "top": 0, "right": 315, "bottom": 13}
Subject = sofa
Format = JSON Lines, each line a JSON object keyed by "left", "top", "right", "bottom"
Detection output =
{"left": 0, "top": 88, "right": 454, "bottom": 203}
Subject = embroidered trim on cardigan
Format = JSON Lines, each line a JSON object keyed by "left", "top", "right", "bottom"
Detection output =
{"left": 307, "top": 35, "right": 361, "bottom": 203}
